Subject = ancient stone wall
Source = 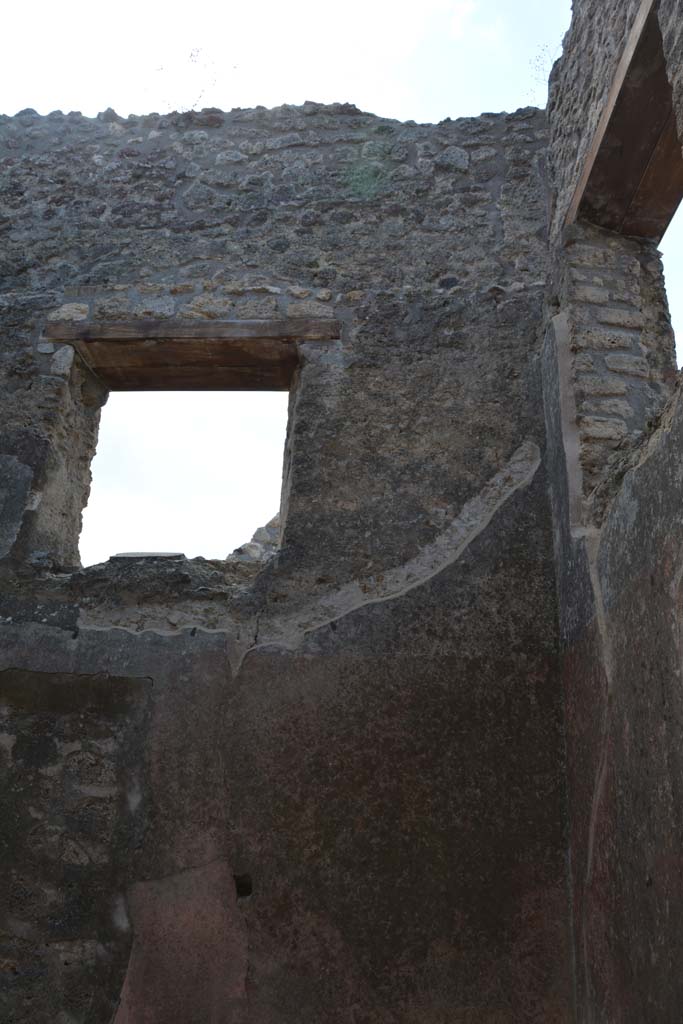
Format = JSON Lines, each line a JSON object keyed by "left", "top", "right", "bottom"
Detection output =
{"left": 1, "top": 104, "right": 548, "bottom": 583}
{"left": 547, "top": 222, "right": 675, "bottom": 518}
{"left": 6, "top": 1, "right": 683, "bottom": 1018}
{"left": 0, "top": 104, "right": 573, "bottom": 1021}
{"left": 543, "top": 1, "right": 683, "bottom": 1020}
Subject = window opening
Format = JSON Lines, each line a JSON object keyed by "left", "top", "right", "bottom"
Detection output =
{"left": 43, "top": 316, "right": 341, "bottom": 567}
{"left": 79, "top": 390, "right": 289, "bottom": 566}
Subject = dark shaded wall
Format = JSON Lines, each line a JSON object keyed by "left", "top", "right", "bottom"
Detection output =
{"left": 544, "top": 0, "right": 683, "bottom": 1020}
{"left": 659, "top": 0, "right": 683, "bottom": 139}
{"left": 547, "top": 0, "right": 646, "bottom": 246}
{"left": 0, "top": 104, "right": 572, "bottom": 1021}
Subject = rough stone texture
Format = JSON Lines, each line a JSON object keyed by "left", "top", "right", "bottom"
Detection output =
{"left": 0, "top": 668, "right": 151, "bottom": 1022}
{"left": 0, "top": 102, "right": 548, "bottom": 584}
{"left": 543, "top": 373, "right": 683, "bottom": 1022}
{"left": 542, "top": 1, "right": 683, "bottom": 1021}
{"left": 551, "top": 222, "right": 676, "bottom": 512}
{"left": 0, "top": 102, "right": 573, "bottom": 1022}
{"left": 5, "top": 1, "right": 683, "bottom": 1020}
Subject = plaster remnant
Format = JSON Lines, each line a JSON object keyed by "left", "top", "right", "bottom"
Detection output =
{"left": 258, "top": 439, "right": 541, "bottom": 650}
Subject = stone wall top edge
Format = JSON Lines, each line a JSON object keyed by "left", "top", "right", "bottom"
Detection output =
{"left": 0, "top": 100, "right": 544, "bottom": 134}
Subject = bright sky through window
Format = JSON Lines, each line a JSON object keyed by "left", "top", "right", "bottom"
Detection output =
{"left": 79, "top": 393, "right": 289, "bottom": 566}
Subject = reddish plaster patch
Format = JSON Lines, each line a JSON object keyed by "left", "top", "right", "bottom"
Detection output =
{"left": 114, "top": 859, "right": 247, "bottom": 1024}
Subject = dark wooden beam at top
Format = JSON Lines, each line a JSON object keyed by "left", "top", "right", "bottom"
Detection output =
{"left": 45, "top": 318, "right": 341, "bottom": 343}
{"left": 44, "top": 318, "right": 342, "bottom": 392}
{"left": 565, "top": 0, "right": 683, "bottom": 240}
{"left": 565, "top": 0, "right": 657, "bottom": 228}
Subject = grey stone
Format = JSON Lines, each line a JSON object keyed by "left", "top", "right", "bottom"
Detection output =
{"left": 3, "top": 5, "right": 683, "bottom": 1018}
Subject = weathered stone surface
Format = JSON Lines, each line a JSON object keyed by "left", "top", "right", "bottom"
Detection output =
{"left": 549, "top": 222, "right": 675, "bottom": 500}
{"left": 0, "top": 98, "right": 573, "bottom": 1022}
{"left": 0, "top": 668, "right": 152, "bottom": 1022}
{"left": 541, "top": 3, "right": 683, "bottom": 1021}
{"left": 4, "top": 1, "right": 683, "bottom": 1020}
{"left": 544, "top": 382, "right": 683, "bottom": 1022}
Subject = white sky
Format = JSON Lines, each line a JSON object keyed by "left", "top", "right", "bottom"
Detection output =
{"left": 81, "top": 392, "right": 290, "bottom": 563}
{"left": 6, "top": 0, "right": 568, "bottom": 123}
{"left": 4, "top": 0, "right": 682, "bottom": 564}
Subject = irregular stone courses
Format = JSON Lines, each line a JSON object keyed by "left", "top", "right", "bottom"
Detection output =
{"left": 558, "top": 223, "right": 675, "bottom": 500}
{"left": 0, "top": 102, "right": 570, "bottom": 1022}
{"left": 4, "top": 1, "right": 683, "bottom": 1019}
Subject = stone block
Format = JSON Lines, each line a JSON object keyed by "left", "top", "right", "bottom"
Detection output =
{"left": 604, "top": 353, "right": 651, "bottom": 377}
{"left": 581, "top": 397, "right": 633, "bottom": 419}
{"left": 47, "top": 303, "right": 89, "bottom": 322}
{"left": 93, "top": 297, "right": 131, "bottom": 320}
{"left": 287, "top": 300, "right": 336, "bottom": 318}
{"left": 579, "top": 415, "right": 628, "bottom": 441}
{"left": 570, "top": 324, "right": 640, "bottom": 351}
{"left": 180, "top": 295, "right": 237, "bottom": 319}
{"left": 576, "top": 373, "right": 628, "bottom": 396}
{"left": 0, "top": 455, "right": 33, "bottom": 558}
{"left": 596, "top": 306, "right": 645, "bottom": 329}
{"left": 131, "top": 297, "right": 175, "bottom": 318}
{"left": 574, "top": 284, "right": 611, "bottom": 304}
{"left": 237, "top": 296, "right": 280, "bottom": 318}
{"left": 434, "top": 146, "right": 470, "bottom": 172}
{"left": 50, "top": 346, "right": 74, "bottom": 377}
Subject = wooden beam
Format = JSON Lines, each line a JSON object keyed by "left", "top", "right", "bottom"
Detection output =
{"left": 90, "top": 361, "right": 297, "bottom": 391}
{"left": 43, "top": 318, "right": 341, "bottom": 391}
{"left": 565, "top": 0, "right": 658, "bottom": 229}
{"left": 45, "top": 318, "right": 341, "bottom": 343}
{"left": 621, "top": 110, "right": 683, "bottom": 236}
{"left": 571, "top": 2, "right": 683, "bottom": 240}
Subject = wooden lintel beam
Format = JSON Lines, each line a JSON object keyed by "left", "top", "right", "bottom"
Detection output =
{"left": 620, "top": 110, "right": 683, "bottom": 236}
{"left": 45, "top": 317, "right": 341, "bottom": 343}
{"left": 565, "top": 0, "right": 658, "bottom": 230}
{"left": 43, "top": 318, "right": 341, "bottom": 391}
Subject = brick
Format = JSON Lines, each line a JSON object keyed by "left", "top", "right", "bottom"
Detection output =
{"left": 596, "top": 306, "right": 645, "bottom": 329}
{"left": 604, "top": 353, "right": 650, "bottom": 377}
{"left": 576, "top": 374, "right": 628, "bottom": 396}
{"left": 574, "top": 353, "right": 596, "bottom": 373}
{"left": 567, "top": 245, "right": 623, "bottom": 269}
{"left": 569, "top": 324, "right": 639, "bottom": 351}
{"left": 579, "top": 416, "right": 628, "bottom": 441}
{"left": 581, "top": 397, "right": 633, "bottom": 419}
{"left": 47, "top": 303, "right": 89, "bottom": 322}
{"left": 573, "top": 284, "right": 611, "bottom": 304}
